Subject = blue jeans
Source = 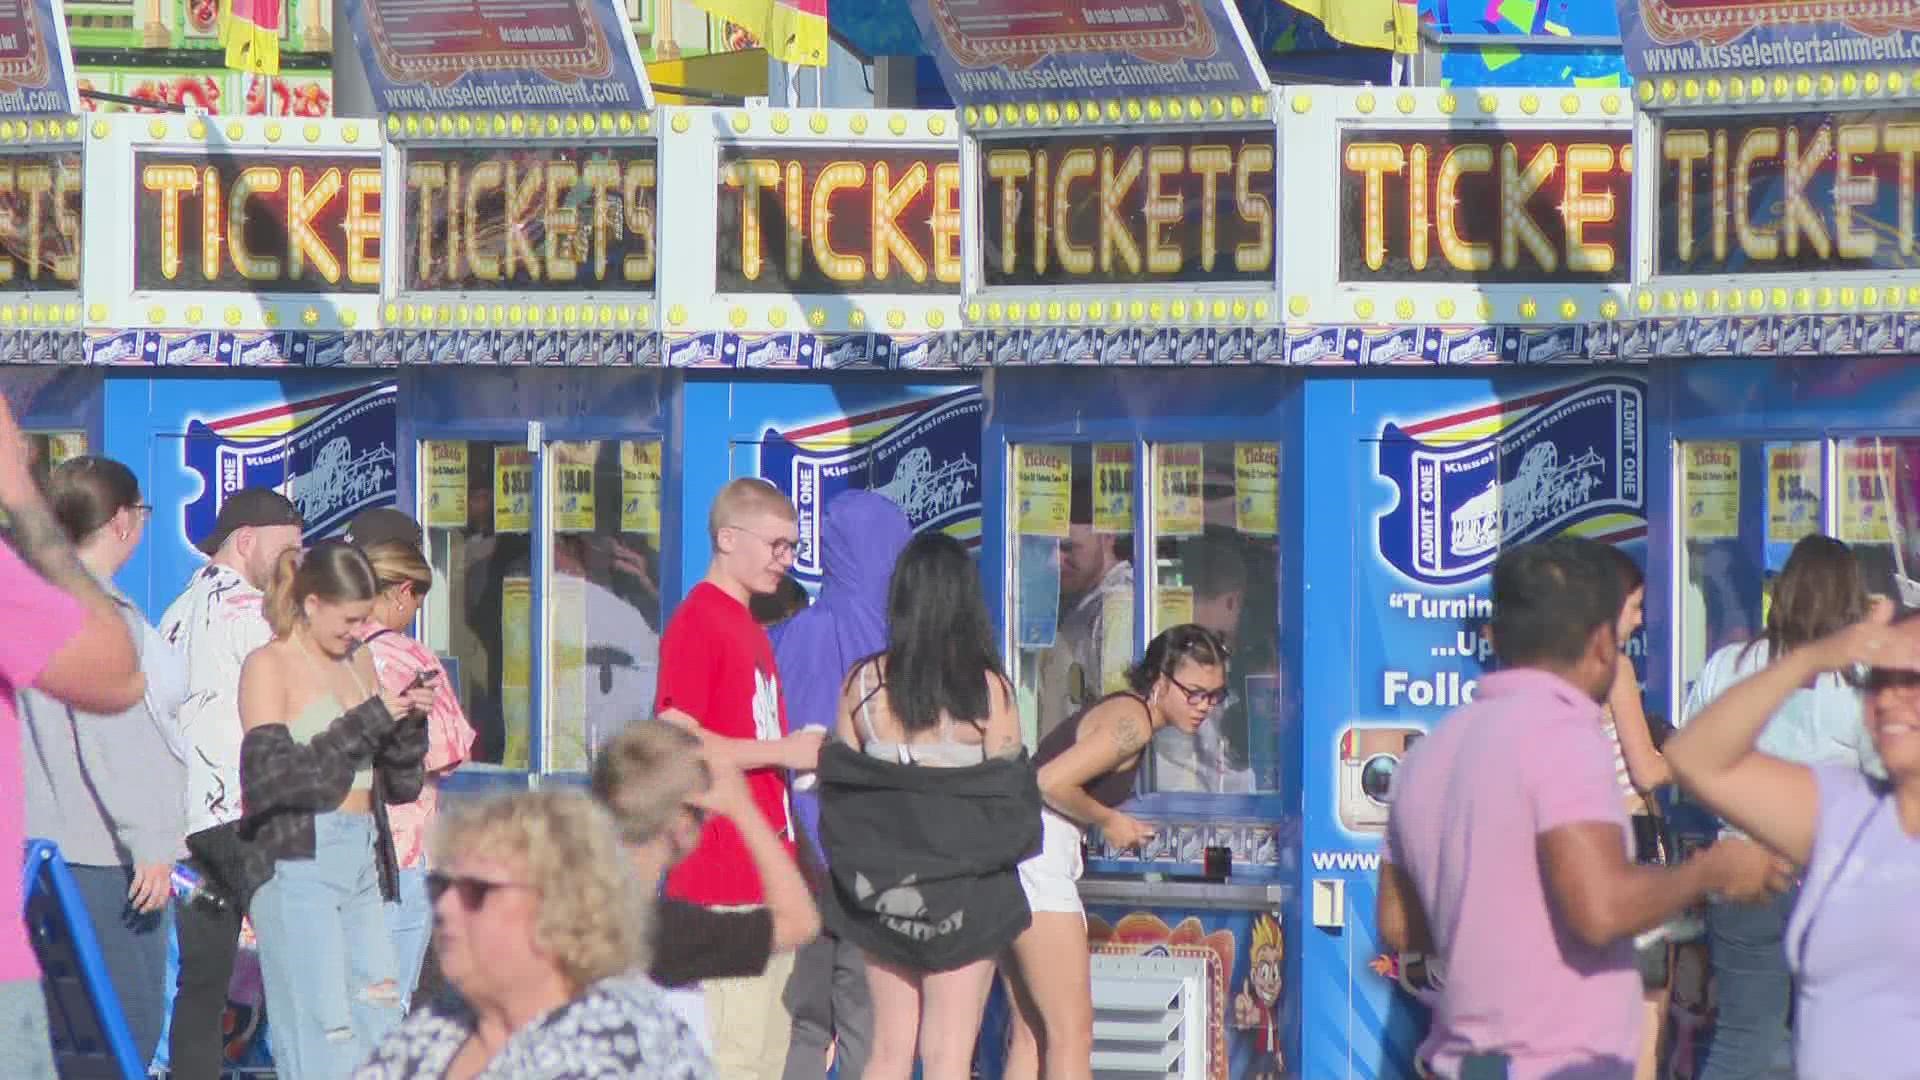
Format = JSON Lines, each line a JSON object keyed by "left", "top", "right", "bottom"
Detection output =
{"left": 0, "top": 977, "right": 57, "bottom": 1079}
{"left": 1697, "top": 888, "right": 1798, "bottom": 1080}
{"left": 386, "top": 866, "right": 431, "bottom": 1009}
{"left": 250, "top": 812, "right": 402, "bottom": 1080}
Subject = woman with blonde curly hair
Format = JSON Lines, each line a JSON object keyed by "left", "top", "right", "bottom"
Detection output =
{"left": 353, "top": 789, "right": 712, "bottom": 1079}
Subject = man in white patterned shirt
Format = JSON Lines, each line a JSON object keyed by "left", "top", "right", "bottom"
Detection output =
{"left": 157, "top": 488, "right": 301, "bottom": 1079}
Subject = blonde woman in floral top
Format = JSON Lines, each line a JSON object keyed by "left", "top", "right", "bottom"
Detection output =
{"left": 357, "top": 538, "right": 476, "bottom": 1007}
{"left": 353, "top": 790, "right": 710, "bottom": 1080}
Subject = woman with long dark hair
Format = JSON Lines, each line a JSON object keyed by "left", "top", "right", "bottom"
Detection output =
{"left": 1001, "top": 625, "right": 1229, "bottom": 1080}
{"left": 237, "top": 540, "right": 434, "bottom": 1079}
{"left": 18, "top": 456, "right": 186, "bottom": 1062}
{"left": 819, "top": 532, "right": 1033, "bottom": 1080}
{"left": 1680, "top": 534, "right": 1877, "bottom": 1079}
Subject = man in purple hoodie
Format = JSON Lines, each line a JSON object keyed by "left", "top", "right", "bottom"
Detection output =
{"left": 772, "top": 489, "right": 914, "bottom": 1080}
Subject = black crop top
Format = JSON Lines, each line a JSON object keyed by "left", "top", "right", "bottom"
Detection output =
{"left": 1032, "top": 692, "right": 1147, "bottom": 811}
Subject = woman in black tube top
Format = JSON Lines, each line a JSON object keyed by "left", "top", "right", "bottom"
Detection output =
{"left": 998, "top": 625, "right": 1229, "bottom": 1080}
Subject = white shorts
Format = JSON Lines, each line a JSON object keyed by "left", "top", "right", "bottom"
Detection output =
{"left": 1017, "top": 809, "right": 1086, "bottom": 916}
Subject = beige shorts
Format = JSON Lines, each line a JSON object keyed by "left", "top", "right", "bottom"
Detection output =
{"left": 1017, "top": 809, "right": 1086, "bottom": 916}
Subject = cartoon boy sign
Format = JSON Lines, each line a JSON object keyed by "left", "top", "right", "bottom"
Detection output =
{"left": 1233, "top": 914, "right": 1284, "bottom": 1080}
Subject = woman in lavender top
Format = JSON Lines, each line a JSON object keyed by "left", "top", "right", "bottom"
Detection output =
{"left": 1666, "top": 596, "right": 1920, "bottom": 1077}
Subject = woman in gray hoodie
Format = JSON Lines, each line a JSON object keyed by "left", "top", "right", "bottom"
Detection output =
{"left": 18, "top": 456, "right": 188, "bottom": 1063}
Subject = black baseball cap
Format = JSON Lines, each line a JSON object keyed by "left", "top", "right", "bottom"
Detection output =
{"left": 197, "top": 489, "right": 304, "bottom": 555}
{"left": 345, "top": 507, "right": 423, "bottom": 550}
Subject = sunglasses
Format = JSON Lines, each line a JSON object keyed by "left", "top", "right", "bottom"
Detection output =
{"left": 1865, "top": 668, "right": 1920, "bottom": 694}
{"left": 426, "top": 871, "right": 533, "bottom": 911}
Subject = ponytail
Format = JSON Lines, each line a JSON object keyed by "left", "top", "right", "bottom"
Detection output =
{"left": 264, "top": 547, "right": 304, "bottom": 639}
{"left": 263, "top": 539, "right": 379, "bottom": 640}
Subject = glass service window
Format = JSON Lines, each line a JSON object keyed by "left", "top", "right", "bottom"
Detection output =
{"left": 1676, "top": 439, "right": 1823, "bottom": 695}
{"left": 1011, "top": 442, "right": 1137, "bottom": 748}
{"left": 1143, "top": 440, "right": 1282, "bottom": 794}
{"left": 545, "top": 439, "right": 666, "bottom": 771}
{"left": 1835, "top": 436, "right": 1920, "bottom": 609}
{"left": 421, "top": 439, "right": 535, "bottom": 768}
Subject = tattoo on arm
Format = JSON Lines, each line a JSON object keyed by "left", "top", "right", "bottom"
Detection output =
{"left": 1112, "top": 712, "right": 1146, "bottom": 755}
{"left": 4, "top": 495, "right": 111, "bottom": 612}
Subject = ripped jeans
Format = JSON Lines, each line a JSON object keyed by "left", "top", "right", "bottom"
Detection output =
{"left": 251, "top": 812, "right": 403, "bottom": 1080}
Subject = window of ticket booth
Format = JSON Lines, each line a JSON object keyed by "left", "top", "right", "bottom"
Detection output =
{"left": 1675, "top": 439, "right": 1826, "bottom": 694}
{"left": 420, "top": 438, "right": 538, "bottom": 770}
{"left": 1143, "top": 440, "right": 1282, "bottom": 794}
{"left": 410, "top": 370, "right": 671, "bottom": 781}
{"left": 1011, "top": 442, "right": 1139, "bottom": 748}
{"left": 543, "top": 438, "right": 666, "bottom": 772}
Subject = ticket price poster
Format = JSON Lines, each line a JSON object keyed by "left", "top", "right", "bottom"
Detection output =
{"left": 1156, "top": 443, "right": 1204, "bottom": 537}
{"left": 494, "top": 445, "right": 533, "bottom": 534}
{"left": 1839, "top": 441, "right": 1895, "bottom": 545}
{"left": 1235, "top": 442, "right": 1278, "bottom": 536}
{"left": 620, "top": 441, "right": 661, "bottom": 535}
{"left": 1683, "top": 441, "right": 1739, "bottom": 540}
{"left": 424, "top": 440, "right": 468, "bottom": 528}
{"left": 1017, "top": 444, "right": 1071, "bottom": 537}
{"left": 553, "top": 442, "right": 596, "bottom": 533}
{"left": 1093, "top": 443, "right": 1132, "bottom": 534}
{"left": 1766, "top": 443, "right": 1821, "bottom": 546}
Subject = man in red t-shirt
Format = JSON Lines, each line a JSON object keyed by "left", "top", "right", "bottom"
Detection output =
{"left": 657, "top": 478, "right": 825, "bottom": 1079}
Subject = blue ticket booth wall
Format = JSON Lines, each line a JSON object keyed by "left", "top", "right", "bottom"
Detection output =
{"left": 101, "top": 366, "right": 676, "bottom": 795}
{"left": 1297, "top": 368, "right": 1651, "bottom": 1079}
{"left": 1646, "top": 356, "right": 1920, "bottom": 734}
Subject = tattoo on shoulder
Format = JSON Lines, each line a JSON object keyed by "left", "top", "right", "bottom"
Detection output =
{"left": 988, "top": 731, "right": 1022, "bottom": 759}
{"left": 1112, "top": 712, "right": 1146, "bottom": 754}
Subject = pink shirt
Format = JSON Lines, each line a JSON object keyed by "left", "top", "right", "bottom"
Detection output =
{"left": 354, "top": 626, "right": 474, "bottom": 869}
{"left": 0, "top": 544, "right": 86, "bottom": 982}
{"left": 1387, "top": 669, "right": 1639, "bottom": 1080}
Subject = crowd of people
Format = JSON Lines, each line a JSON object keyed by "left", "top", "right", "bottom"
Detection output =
{"left": 9, "top": 372, "right": 1913, "bottom": 1080}
{"left": 0, "top": 386, "right": 1235, "bottom": 1080}
{"left": 1378, "top": 535, "right": 1920, "bottom": 1080}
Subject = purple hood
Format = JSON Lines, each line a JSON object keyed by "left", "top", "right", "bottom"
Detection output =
{"left": 771, "top": 489, "right": 913, "bottom": 860}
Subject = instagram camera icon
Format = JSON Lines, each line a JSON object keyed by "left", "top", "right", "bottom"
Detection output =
{"left": 1338, "top": 727, "right": 1423, "bottom": 834}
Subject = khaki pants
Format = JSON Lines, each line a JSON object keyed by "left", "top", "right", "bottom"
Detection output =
{"left": 704, "top": 947, "right": 797, "bottom": 1080}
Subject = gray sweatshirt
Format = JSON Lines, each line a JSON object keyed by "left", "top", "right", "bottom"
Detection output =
{"left": 18, "top": 585, "right": 189, "bottom": 868}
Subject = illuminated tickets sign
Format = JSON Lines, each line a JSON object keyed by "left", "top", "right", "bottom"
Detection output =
{"left": 717, "top": 146, "right": 960, "bottom": 295}
{"left": 402, "top": 146, "right": 656, "bottom": 293}
{"left": 1656, "top": 109, "right": 1920, "bottom": 277}
{"left": 1339, "top": 130, "right": 1630, "bottom": 284}
{"left": 977, "top": 129, "right": 1275, "bottom": 289}
{"left": 0, "top": 151, "right": 80, "bottom": 289}
{"left": 134, "top": 151, "right": 382, "bottom": 293}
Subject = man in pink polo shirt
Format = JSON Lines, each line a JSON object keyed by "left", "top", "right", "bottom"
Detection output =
{"left": 1377, "top": 539, "right": 1778, "bottom": 1080}
{"left": 0, "top": 395, "right": 145, "bottom": 1078}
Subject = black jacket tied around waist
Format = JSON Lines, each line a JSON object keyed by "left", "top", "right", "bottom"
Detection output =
{"left": 817, "top": 742, "right": 1042, "bottom": 973}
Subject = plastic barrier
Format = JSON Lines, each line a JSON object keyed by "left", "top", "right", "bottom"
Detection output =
{"left": 22, "top": 839, "right": 144, "bottom": 1080}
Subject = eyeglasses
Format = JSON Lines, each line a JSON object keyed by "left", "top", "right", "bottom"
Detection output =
{"left": 729, "top": 524, "right": 798, "bottom": 561}
{"left": 1167, "top": 672, "right": 1229, "bottom": 710}
{"left": 426, "top": 871, "right": 534, "bottom": 911}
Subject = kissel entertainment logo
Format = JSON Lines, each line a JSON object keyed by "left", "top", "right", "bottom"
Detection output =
{"left": 757, "top": 388, "right": 985, "bottom": 587}
{"left": 183, "top": 383, "right": 400, "bottom": 547}
{"left": 1375, "top": 376, "right": 1645, "bottom": 585}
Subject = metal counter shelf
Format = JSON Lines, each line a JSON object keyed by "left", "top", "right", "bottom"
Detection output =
{"left": 1076, "top": 875, "right": 1290, "bottom": 910}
